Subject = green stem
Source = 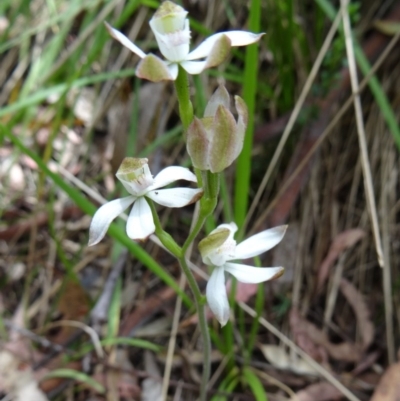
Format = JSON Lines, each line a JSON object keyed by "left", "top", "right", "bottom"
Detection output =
{"left": 174, "top": 65, "right": 194, "bottom": 131}
{"left": 174, "top": 65, "right": 222, "bottom": 401}
{"left": 177, "top": 255, "right": 209, "bottom": 399}
{"left": 146, "top": 198, "right": 182, "bottom": 258}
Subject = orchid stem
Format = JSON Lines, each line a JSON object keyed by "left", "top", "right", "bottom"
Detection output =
{"left": 174, "top": 66, "right": 219, "bottom": 401}
{"left": 175, "top": 65, "right": 194, "bottom": 131}
{"left": 146, "top": 198, "right": 182, "bottom": 258}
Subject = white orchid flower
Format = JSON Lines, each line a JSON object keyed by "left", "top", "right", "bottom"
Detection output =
{"left": 199, "top": 222, "right": 287, "bottom": 326}
{"left": 105, "top": 1, "right": 264, "bottom": 82}
{"left": 89, "top": 158, "right": 203, "bottom": 245}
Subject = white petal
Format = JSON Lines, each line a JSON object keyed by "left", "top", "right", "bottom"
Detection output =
{"left": 151, "top": 28, "right": 190, "bottom": 62}
{"left": 89, "top": 196, "right": 136, "bottom": 246}
{"left": 235, "top": 225, "right": 287, "bottom": 260}
{"left": 206, "top": 266, "right": 230, "bottom": 326}
{"left": 149, "top": 166, "right": 197, "bottom": 190}
{"left": 186, "top": 31, "right": 263, "bottom": 61}
{"left": 220, "top": 30, "right": 264, "bottom": 46}
{"left": 147, "top": 187, "right": 202, "bottom": 208}
{"left": 180, "top": 60, "right": 207, "bottom": 75}
{"left": 224, "top": 263, "right": 284, "bottom": 284}
{"left": 149, "top": 15, "right": 190, "bottom": 61}
{"left": 126, "top": 197, "right": 155, "bottom": 240}
{"left": 104, "top": 22, "right": 147, "bottom": 59}
{"left": 167, "top": 63, "right": 179, "bottom": 80}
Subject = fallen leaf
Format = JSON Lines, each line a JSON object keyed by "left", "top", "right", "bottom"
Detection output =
{"left": 290, "top": 382, "right": 343, "bottom": 401}
{"left": 259, "top": 344, "right": 319, "bottom": 376}
{"left": 340, "top": 278, "right": 374, "bottom": 350}
{"left": 141, "top": 351, "right": 162, "bottom": 401}
{"left": 317, "top": 229, "right": 365, "bottom": 293}
{"left": 371, "top": 362, "right": 400, "bottom": 401}
{"left": 0, "top": 306, "right": 48, "bottom": 400}
{"left": 15, "top": 380, "right": 48, "bottom": 401}
{"left": 290, "top": 308, "right": 362, "bottom": 363}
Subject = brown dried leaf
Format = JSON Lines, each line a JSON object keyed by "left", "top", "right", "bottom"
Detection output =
{"left": 340, "top": 278, "right": 374, "bottom": 350}
{"left": 371, "top": 362, "right": 400, "bottom": 401}
{"left": 142, "top": 351, "right": 162, "bottom": 401}
{"left": 317, "top": 229, "right": 365, "bottom": 293}
{"left": 259, "top": 345, "right": 319, "bottom": 376}
{"left": 290, "top": 382, "right": 343, "bottom": 401}
{"left": 290, "top": 308, "right": 362, "bottom": 363}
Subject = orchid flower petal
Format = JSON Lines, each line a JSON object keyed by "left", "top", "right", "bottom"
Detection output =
{"left": 187, "top": 31, "right": 263, "bottom": 61}
{"left": 104, "top": 22, "right": 147, "bottom": 59}
{"left": 151, "top": 25, "right": 190, "bottom": 62}
{"left": 218, "top": 30, "right": 264, "bottom": 47}
{"left": 167, "top": 63, "right": 179, "bottom": 80}
{"left": 136, "top": 54, "right": 175, "bottom": 82}
{"left": 235, "top": 226, "right": 287, "bottom": 260}
{"left": 150, "top": 166, "right": 197, "bottom": 190}
{"left": 204, "top": 85, "right": 230, "bottom": 117}
{"left": 186, "top": 117, "right": 211, "bottom": 170}
{"left": 209, "top": 105, "right": 238, "bottom": 173}
{"left": 126, "top": 197, "right": 155, "bottom": 240}
{"left": 206, "top": 266, "right": 230, "bottom": 326}
{"left": 89, "top": 196, "right": 136, "bottom": 246}
{"left": 224, "top": 262, "right": 284, "bottom": 283}
{"left": 180, "top": 60, "right": 208, "bottom": 75}
{"left": 202, "top": 34, "right": 231, "bottom": 69}
{"left": 147, "top": 187, "right": 203, "bottom": 208}
{"left": 231, "top": 96, "right": 248, "bottom": 160}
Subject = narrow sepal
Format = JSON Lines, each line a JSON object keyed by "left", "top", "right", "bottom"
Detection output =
{"left": 146, "top": 187, "right": 203, "bottom": 208}
{"left": 235, "top": 225, "right": 287, "bottom": 260}
{"left": 150, "top": 166, "right": 197, "bottom": 191}
{"left": 206, "top": 266, "right": 230, "bottom": 326}
{"left": 224, "top": 263, "right": 285, "bottom": 283}
{"left": 187, "top": 31, "right": 263, "bottom": 61}
{"left": 88, "top": 196, "right": 136, "bottom": 246}
{"left": 104, "top": 22, "right": 147, "bottom": 59}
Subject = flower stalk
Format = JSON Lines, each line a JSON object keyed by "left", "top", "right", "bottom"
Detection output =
{"left": 174, "top": 66, "right": 218, "bottom": 401}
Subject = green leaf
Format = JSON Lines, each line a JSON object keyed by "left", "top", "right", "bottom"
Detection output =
{"left": 242, "top": 367, "right": 268, "bottom": 401}
{"left": 42, "top": 369, "right": 105, "bottom": 393}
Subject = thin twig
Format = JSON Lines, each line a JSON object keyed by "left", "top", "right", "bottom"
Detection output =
{"left": 239, "top": 302, "right": 361, "bottom": 401}
{"left": 341, "top": 0, "right": 384, "bottom": 267}
{"left": 161, "top": 273, "right": 186, "bottom": 399}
